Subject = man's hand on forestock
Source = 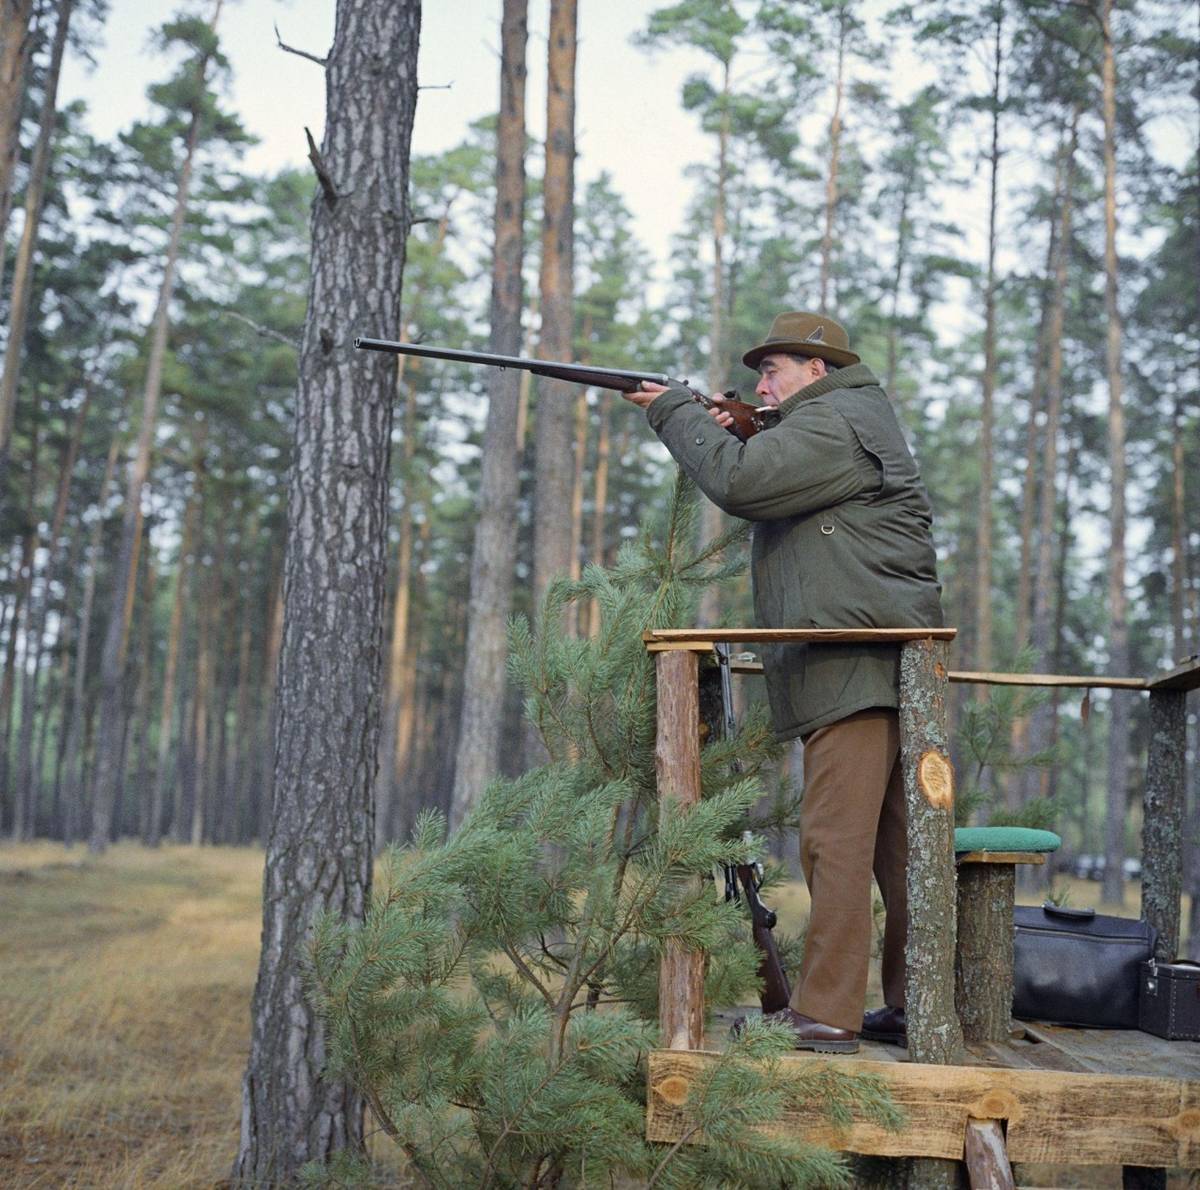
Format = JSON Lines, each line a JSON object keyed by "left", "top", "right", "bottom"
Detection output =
{"left": 622, "top": 380, "right": 669, "bottom": 409}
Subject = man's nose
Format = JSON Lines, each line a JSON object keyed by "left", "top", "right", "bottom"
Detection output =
{"left": 755, "top": 377, "right": 769, "bottom": 397}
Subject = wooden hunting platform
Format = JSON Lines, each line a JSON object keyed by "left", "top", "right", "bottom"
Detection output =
{"left": 648, "top": 1015, "right": 1200, "bottom": 1168}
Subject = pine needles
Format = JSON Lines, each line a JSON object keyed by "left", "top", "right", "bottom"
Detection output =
{"left": 306, "top": 472, "right": 899, "bottom": 1187}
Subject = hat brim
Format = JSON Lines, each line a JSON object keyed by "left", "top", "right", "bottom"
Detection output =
{"left": 742, "top": 339, "right": 860, "bottom": 371}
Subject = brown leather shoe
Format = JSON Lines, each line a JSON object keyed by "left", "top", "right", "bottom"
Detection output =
{"left": 767, "top": 1008, "right": 859, "bottom": 1053}
{"left": 861, "top": 1005, "right": 907, "bottom": 1047}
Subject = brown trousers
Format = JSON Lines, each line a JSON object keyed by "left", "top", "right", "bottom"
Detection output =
{"left": 789, "top": 707, "right": 907, "bottom": 1032}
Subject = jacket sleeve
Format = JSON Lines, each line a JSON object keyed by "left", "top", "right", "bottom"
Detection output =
{"left": 646, "top": 387, "right": 874, "bottom": 521}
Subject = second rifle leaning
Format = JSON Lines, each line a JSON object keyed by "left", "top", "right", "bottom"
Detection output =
{"left": 354, "top": 337, "right": 781, "bottom": 443}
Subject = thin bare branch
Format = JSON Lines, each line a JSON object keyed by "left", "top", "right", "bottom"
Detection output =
{"left": 226, "top": 311, "right": 299, "bottom": 350}
{"left": 275, "top": 23, "right": 326, "bottom": 68}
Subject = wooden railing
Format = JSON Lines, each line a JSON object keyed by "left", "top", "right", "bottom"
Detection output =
{"left": 644, "top": 628, "right": 1200, "bottom": 1059}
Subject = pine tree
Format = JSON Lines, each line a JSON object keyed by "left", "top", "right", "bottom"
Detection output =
{"left": 308, "top": 474, "right": 899, "bottom": 1188}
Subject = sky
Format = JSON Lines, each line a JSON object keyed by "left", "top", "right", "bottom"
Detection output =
{"left": 59, "top": 0, "right": 722, "bottom": 269}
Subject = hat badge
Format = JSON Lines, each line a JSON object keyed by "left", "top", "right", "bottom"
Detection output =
{"left": 802, "top": 325, "right": 827, "bottom": 344}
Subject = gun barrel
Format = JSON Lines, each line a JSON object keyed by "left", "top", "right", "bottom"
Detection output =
{"left": 354, "top": 336, "right": 681, "bottom": 394}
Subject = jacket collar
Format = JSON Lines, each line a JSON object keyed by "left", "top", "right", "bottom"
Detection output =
{"left": 777, "top": 362, "right": 880, "bottom": 419}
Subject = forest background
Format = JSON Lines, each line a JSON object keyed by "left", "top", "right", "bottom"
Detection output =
{"left": 0, "top": 0, "right": 1197, "bottom": 922}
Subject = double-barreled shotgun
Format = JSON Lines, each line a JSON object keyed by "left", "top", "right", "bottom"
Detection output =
{"left": 353, "top": 336, "right": 781, "bottom": 443}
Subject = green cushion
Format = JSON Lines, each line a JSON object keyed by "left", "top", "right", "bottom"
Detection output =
{"left": 953, "top": 826, "right": 1061, "bottom": 854}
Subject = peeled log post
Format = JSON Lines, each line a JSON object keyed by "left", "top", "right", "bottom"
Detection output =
{"left": 955, "top": 863, "right": 1014, "bottom": 1043}
{"left": 656, "top": 649, "right": 705, "bottom": 1050}
{"left": 1142, "top": 688, "right": 1187, "bottom": 961}
{"left": 900, "top": 637, "right": 964, "bottom": 1190}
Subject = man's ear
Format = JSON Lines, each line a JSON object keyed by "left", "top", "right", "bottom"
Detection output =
{"left": 811, "top": 358, "right": 828, "bottom": 378}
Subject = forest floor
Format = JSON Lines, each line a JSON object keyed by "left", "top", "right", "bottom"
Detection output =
{"left": 0, "top": 843, "right": 1186, "bottom": 1188}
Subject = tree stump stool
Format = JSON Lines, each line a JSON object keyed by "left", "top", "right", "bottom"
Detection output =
{"left": 953, "top": 827, "right": 1062, "bottom": 1044}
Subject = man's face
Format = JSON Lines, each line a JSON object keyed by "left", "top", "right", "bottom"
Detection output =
{"left": 754, "top": 354, "right": 823, "bottom": 406}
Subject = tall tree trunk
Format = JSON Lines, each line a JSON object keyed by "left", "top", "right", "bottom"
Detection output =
{"left": 376, "top": 373, "right": 417, "bottom": 848}
{"left": 884, "top": 180, "right": 911, "bottom": 398}
{"left": 0, "top": 0, "right": 34, "bottom": 302}
{"left": 254, "top": 564, "right": 284, "bottom": 846}
{"left": 228, "top": 549, "right": 254, "bottom": 843}
{"left": 2, "top": 416, "right": 37, "bottom": 833}
{"left": 0, "top": 0, "right": 73, "bottom": 461}
{"left": 87, "top": 15, "right": 220, "bottom": 854}
{"left": 1100, "top": 0, "right": 1130, "bottom": 907}
{"left": 1022, "top": 118, "right": 1078, "bottom": 804}
{"left": 59, "top": 431, "right": 121, "bottom": 846}
{"left": 818, "top": 10, "right": 846, "bottom": 312}
{"left": 1170, "top": 395, "right": 1187, "bottom": 659}
{"left": 147, "top": 483, "right": 198, "bottom": 846}
{"left": 1007, "top": 125, "right": 1070, "bottom": 808}
{"left": 13, "top": 376, "right": 91, "bottom": 838}
{"left": 190, "top": 534, "right": 213, "bottom": 847}
{"left": 133, "top": 550, "right": 155, "bottom": 844}
{"left": 696, "top": 56, "right": 732, "bottom": 628}
{"left": 531, "top": 0, "right": 577, "bottom": 615}
{"left": 975, "top": 5, "right": 1003, "bottom": 679}
{"left": 586, "top": 399, "right": 611, "bottom": 637}
{"left": 234, "top": 1, "right": 421, "bottom": 1180}
{"left": 447, "top": 0, "right": 529, "bottom": 818}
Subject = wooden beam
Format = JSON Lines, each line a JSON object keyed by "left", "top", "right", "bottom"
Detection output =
{"left": 724, "top": 660, "right": 1149, "bottom": 691}
{"left": 948, "top": 670, "right": 1147, "bottom": 690}
{"left": 646, "top": 1049, "right": 1200, "bottom": 1167}
{"left": 654, "top": 649, "right": 705, "bottom": 1051}
{"left": 1142, "top": 688, "right": 1188, "bottom": 961}
{"left": 643, "top": 627, "right": 958, "bottom": 646}
{"left": 1145, "top": 654, "right": 1200, "bottom": 692}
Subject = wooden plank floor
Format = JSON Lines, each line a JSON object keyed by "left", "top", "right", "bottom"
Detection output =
{"left": 708, "top": 1007, "right": 1200, "bottom": 1079}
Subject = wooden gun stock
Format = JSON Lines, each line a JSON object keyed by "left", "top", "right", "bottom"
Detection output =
{"left": 735, "top": 863, "right": 792, "bottom": 1014}
{"left": 354, "top": 335, "right": 780, "bottom": 443}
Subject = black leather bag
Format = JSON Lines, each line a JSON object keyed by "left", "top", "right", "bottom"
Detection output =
{"left": 1013, "top": 903, "right": 1157, "bottom": 1028}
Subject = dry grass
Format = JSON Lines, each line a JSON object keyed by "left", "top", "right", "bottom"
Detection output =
{"left": 0, "top": 843, "right": 263, "bottom": 1188}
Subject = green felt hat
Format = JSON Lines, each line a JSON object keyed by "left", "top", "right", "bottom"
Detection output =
{"left": 742, "top": 310, "right": 861, "bottom": 371}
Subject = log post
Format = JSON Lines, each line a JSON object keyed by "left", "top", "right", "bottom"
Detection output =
{"left": 955, "top": 862, "right": 1015, "bottom": 1043}
{"left": 900, "top": 637, "right": 963, "bottom": 1190}
{"left": 1142, "top": 688, "right": 1187, "bottom": 961}
{"left": 900, "top": 637, "right": 964, "bottom": 1065}
{"left": 655, "top": 648, "right": 705, "bottom": 1050}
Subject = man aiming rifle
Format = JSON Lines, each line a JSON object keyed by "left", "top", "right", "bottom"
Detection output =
{"left": 623, "top": 311, "right": 944, "bottom": 1054}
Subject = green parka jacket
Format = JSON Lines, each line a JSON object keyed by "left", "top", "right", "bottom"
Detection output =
{"left": 646, "top": 363, "right": 943, "bottom": 741}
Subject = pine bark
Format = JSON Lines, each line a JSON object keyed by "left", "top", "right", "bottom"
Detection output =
{"left": 448, "top": 0, "right": 527, "bottom": 830}
{"left": 233, "top": 1, "right": 421, "bottom": 1180}
{"left": 1142, "top": 690, "right": 1186, "bottom": 962}
{"left": 530, "top": 0, "right": 577, "bottom": 614}
{"left": 0, "top": 0, "right": 73, "bottom": 459}
{"left": 1100, "top": 0, "right": 1130, "bottom": 907}
{"left": 0, "top": 0, "right": 33, "bottom": 302}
